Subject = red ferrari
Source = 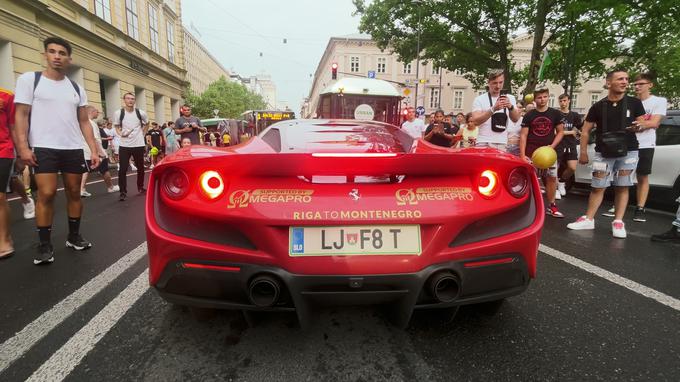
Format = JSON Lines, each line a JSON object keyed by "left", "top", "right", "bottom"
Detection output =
{"left": 145, "top": 120, "right": 544, "bottom": 327}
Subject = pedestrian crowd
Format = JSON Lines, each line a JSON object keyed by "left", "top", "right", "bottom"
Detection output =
{"left": 401, "top": 68, "right": 679, "bottom": 244}
{"left": 0, "top": 36, "right": 234, "bottom": 265}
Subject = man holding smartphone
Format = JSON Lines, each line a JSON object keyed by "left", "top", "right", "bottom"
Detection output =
{"left": 174, "top": 105, "right": 205, "bottom": 145}
{"left": 424, "top": 109, "right": 459, "bottom": 147}
{"left": 470, "top": 69, "right": 520, "bottom": 151}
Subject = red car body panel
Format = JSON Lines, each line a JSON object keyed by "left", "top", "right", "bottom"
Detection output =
{"left": 145, "top": 120, "right": 544, "bottom": 326}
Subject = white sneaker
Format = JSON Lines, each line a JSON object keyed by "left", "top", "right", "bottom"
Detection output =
{"left": 80, "top": 190, "right": 92, "bottom": 197}
{"left": 107, "top": 185, "right": 120, "bottom": 193}
{"left": 567, "top": 215, "right": 595, "bottom": 230}
{"left": 612, "top": 220, "right": 627, "bottom": 238}
{"left": 602, "top": 207, "right": 615, "bottom": 217}
{"left": 22, "top": 198, "right": 35, "bottom": 219}
{"left": 557, "top": 182, "right": 566, "bottom": 196}
{"left": 555, "top": 190, "right": 561, "bottom": 200}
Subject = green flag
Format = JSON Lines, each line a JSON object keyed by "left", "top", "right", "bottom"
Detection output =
{"left": 538, "top": 49, "right": 552, "bottom": 82}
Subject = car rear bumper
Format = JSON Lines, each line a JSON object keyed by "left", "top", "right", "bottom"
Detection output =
{"left": 154, "top": 254, "right": 529, "bottom": 328}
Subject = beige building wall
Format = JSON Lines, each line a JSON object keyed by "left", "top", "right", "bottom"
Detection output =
{"left": 0, "top": 0, "right": 186, "bottom": 124}
{"left": 183, "top": 28, "right": 230, "bottom": 94}
{"left": 304, "top": 34, "right": 607, "bottom": 118}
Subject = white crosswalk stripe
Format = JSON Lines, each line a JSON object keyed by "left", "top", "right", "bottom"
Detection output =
{"left": 0, "top": 242, "right": 147, "bottom": 373}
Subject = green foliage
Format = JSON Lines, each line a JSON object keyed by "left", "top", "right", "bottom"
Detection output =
{"left": 354, "top": 0, "right": 680, "bottom": 104}
{"left": 184, "top": 77, "right": 267, "bottom": 119}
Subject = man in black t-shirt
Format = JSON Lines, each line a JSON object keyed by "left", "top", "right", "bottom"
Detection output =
{"left": 174, "top": 105, "right": 205, "bottom": 145}
{"left": 424, "top": 109, "right": 460, "bottom": 148}
{"left": 567, "top": 69, "right": 646, "bottom": 238}
{"left": 556, "top": 93, "right": 583, "bottom": 196}
{"left": 145, "top": 122, "right": 164, "bottom": 167}
{"left": 520, "top": 88, "right": 564, "bottom": 218}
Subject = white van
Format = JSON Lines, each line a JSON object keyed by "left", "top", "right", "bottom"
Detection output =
{"left": 572, "top": 110, "right": 680, "bottom": 205}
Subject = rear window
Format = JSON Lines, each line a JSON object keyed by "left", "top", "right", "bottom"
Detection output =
{"left": 656, "top": 118, "right": 680, "bottom": 146}
{"left": 261, "top": 128, "right": 281, "bottom": 152}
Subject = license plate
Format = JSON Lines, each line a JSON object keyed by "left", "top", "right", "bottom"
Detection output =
{"left": 289, "top": 225, "right": 421, "bottom": 256}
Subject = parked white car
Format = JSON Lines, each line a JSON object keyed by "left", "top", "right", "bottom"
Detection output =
{"left": 572, "top": 110, "right": 680, "bottom": 205}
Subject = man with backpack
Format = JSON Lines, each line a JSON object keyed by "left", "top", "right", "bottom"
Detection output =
{"left": 13, "top": 36, "right": 99, "bottom": 265}
{"left": 113, "top": 92, "right": 148, "bottom": 201}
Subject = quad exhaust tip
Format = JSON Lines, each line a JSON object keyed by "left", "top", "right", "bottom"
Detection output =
{"left": 427, "top": 271, "right": 460, "bottom": 303}
{"left": 248, "top": 274, "right": 281, "bottom": 307}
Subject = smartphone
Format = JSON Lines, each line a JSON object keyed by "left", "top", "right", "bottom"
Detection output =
{"left": 500, "top": 89, "right": 509, "bottom": 96}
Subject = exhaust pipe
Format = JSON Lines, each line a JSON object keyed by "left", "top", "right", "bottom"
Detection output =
{"left": 427, "top": 271, "right": 460, "bottom": 303}
{"left": 248, "top": 274, "right": 281, "bottom": 307}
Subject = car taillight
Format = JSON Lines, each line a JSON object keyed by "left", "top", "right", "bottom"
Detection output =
{"left": 478, "top": 170, "right": 499, "bottom": 198}
{"left": 199, "top": 170, "right": 224, "bottom": 199}
{"left": 507, "top": 167, "right": 529, "bottom": 198}
{"left": 163, "top": 168, "right": 190, "bottom": 200}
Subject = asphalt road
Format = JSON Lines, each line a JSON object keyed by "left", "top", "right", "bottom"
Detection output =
{"left": 1, "top": 174, "right": 678, "bottom": 382}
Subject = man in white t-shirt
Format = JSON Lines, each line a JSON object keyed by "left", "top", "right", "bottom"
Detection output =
{"left": 631, "top": 73, "right": 667, "bottom": 222}
{"left": 401, "top": 106, "right": 426, "bottom": 140}
{"left": 113, "top": 92, "right": 149, "bottom": 201}
{"left": 470, "top": 69, "right": 520, "bottom": 151}
{"left": 13, "top": 37, "right": 100, "bottom": 265}
{"left": 80, "top": 106, "right": 119, "bottom": 197}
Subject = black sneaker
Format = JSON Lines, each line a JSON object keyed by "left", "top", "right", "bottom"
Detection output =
{"left": 66, "top": 234, "right": 92, "bottom": 251}
{"left": 601, "top": 207, "right": 615, "bottom": 217}
{"left": 138, "top": 187, "right": 146, "bottom": 194}
{"left": 650, "top": 226, "right": 680, "bottom": 243}
{"left": 633, "top": 207, "right": 646, "bottom": 222}
{"left": 119, "top": 192, "right": 127, "bottom": 201}
{"left": 33, "top": 243, "right": 55, "bottom": 265}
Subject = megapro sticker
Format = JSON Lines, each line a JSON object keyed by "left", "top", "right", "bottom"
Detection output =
{"left": 395, "top": 187, "right": 473, "bottom": 206}
{"left": 228, "top": 189, "right": 314, "bottom": 208}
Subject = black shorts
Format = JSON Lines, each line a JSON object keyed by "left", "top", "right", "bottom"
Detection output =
{"left": 85, "top": 157, "right": 110, "bottom": 175}
{"left": 560, "top": 143, "right": 578, "bottom": 161}
{"left": 32, "top": 147, "right": 87, "bottom": 174}
{"left": 0, "top": 158, "right": 14, "bottom": 193}
{"left": 636, "top": 148, "right": 654, "bottom": 175}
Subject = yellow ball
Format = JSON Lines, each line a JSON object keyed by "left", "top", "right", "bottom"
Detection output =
{"left": 531, "top": 146, "right": 557, "bottom": 169}
{"left": 150, "top": 147, "right": 159, "bottom": 155}
{"left": 524, "top": 94, "right": 534, "bottom": 104}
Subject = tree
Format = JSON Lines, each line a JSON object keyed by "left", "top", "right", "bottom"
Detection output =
{"left": 354, "top": 0, "right": 680, "bottom": 103}
{"left": 185, "top": 77, "right": 267, "bottom": 119}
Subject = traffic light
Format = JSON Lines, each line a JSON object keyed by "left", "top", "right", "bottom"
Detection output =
{"left": 331, "top": 63, "right": 338, "bottom": 80}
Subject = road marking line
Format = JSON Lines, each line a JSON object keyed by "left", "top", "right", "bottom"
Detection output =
{"left": 539, "top": 244, "right": 680, "bottom": 312}
{"left": 26, "top": 269, "right": 149, "bottom": 382}
{"left": 7, "top": 170, "right": 151, "bottom": 202}
{"left": 0, "top": 242, "right": 147, "bottom": 373}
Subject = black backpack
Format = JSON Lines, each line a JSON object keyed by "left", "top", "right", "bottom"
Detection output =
{"left": 118, "top": 107, "right": 144, "bottom": 127}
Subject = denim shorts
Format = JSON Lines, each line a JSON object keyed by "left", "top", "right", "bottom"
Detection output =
{"left": 591, "top": 150, "right": 638, "bottom": 188}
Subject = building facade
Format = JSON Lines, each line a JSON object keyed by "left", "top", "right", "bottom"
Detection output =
{"left": 303, "top": 33, "right": 607, "bottom": 118}
{"left": 232, "top": 72, "right": 278, "bottom": 109}
{"left": 0, "top": 0, "right": 185, "bottom": 124}
{"left": 183, "top": 28, "right": 229, "bottom": 94}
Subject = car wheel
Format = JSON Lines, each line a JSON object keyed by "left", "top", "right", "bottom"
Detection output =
{"left": 471, "top": 298, "right": 505, "bottom": 316}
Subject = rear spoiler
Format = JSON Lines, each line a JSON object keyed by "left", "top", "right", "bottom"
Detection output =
{"left": 158, "top": 138, "right": 532, "bottom": 177}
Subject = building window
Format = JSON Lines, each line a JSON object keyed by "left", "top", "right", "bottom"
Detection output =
{"left": 148, "top": 5, "right": 159, "bottom": 53}
{"left": 377, "top": 57, "right": 386, "bottom": 73}
{"left": 453, "top": 90, "right": 464, "bottom": 109}
{"left": 94, "top": 0, "right": 111, "bottom": 23}
{"left": 478, "top": 90, "right": 486, "bottom": 97}
{"left": 432, "top": 66, "right": 440, "bottom": 75}
{"left": 166, "top": 21, "right": 175, "bottom": 63}
{"left": 571, "top": 93, "right": 578, "bottom": 108}
{"left": 429, "top": 88, "right": 440, "bottom": 109}
{"left": 125, "top": 0, "right": 139, "bottom": 40}
{"left": 454, "top": 69, "right": 463, "bottom": 76}
{"left": 403, "top": 62, "right": 412, "bottom": 74}
{"left": 548, "top": 95, "right": 556, "bottom": 108}
{"left": 350, "top": 56, "right": 360, "bottom": 73}
{"left": 591, "top": 93, "right": 601, "bottom": 105}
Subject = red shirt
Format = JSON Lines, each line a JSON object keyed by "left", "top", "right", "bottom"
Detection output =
{"left": 0, "top": 88, "right": 15, "bottom": 158}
